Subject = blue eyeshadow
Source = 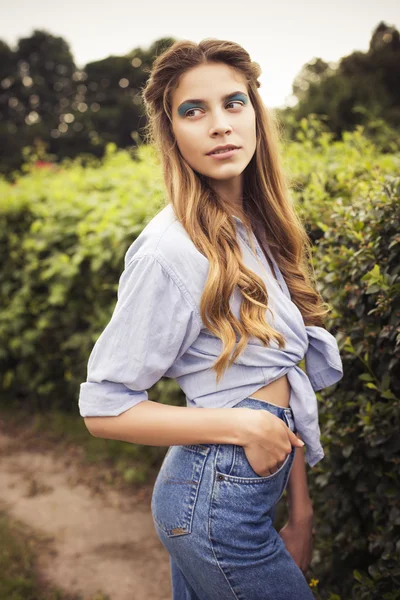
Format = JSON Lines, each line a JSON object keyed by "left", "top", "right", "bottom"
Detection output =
{"left": 177, "top": 92, "right": 248, "bottom": 116}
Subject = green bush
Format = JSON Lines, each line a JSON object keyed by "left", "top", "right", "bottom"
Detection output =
{"left": 0, "top": 143, "right": 166, "bottom": 410}
{"left": 308, "top": 173, "right": 400, "bottom": 599}
{"left": 1, "top": 120, "right": 399, "bottom": 598}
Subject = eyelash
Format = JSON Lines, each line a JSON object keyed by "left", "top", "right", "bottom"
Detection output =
{"left": 184, "top": 100, "right": 244, "bottom": 118}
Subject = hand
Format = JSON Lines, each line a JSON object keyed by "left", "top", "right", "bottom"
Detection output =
{"left": 278, "top": 516, "right": 314, "bottom": 574}
{"left": 239, "top": 409, "right": 305, "bottom": 477}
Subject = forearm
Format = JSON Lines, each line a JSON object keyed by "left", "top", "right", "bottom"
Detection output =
{"left": 286, "top": 437, "right": 314, "bottom": 523}
{"left": 84, "top": 400, "right": 244, "bottom": 446}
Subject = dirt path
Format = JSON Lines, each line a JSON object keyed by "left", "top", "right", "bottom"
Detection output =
{"left": 0, "top": 428, "right": 172, "bottom": 600}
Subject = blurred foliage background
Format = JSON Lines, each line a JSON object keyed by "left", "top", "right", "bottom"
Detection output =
{"left": 0, "top": 21, "right": 399, "bottom": 178}
{"left": 1, "top": 18, "right": 399, "bottom": 600}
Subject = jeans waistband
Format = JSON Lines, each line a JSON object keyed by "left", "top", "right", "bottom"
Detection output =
{"left": 232, "top": 396, "right": 295, "bottom": 434}
{"left": 239, "top": 396, "right": 293, "bottom": 415}
{"left": 247, "top": 395, "right": 292, "bottom": 414}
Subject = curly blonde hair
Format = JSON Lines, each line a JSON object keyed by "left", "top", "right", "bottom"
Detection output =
{"left": 141, "top": 38, "right": 330, "bottom": 383}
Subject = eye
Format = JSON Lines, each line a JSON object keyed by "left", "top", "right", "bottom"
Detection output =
{"left": 184, "top": 100, "right": 244, "bottom": 118}
{"left": 184, "top": 108, "right": 203, "bottom": 118}
{"left": 226, "top": 100, "right": 244, "bottom": 109}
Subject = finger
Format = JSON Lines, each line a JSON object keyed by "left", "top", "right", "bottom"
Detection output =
{"left": 288, "top": 429, "right": 305, "bottom": 447}
{"left": 269, "top": 461, "right": 283, "bottom": 474}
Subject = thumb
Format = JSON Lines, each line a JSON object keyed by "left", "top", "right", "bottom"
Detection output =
{"left": 289, "top": 430, "right": 305, "bottom": 447}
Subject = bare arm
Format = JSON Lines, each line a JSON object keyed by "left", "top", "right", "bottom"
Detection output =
{"left": 84, "top": 398, "right": 304, "bottom": 476}
{"left": 84, "top": 399, "right": 247, "bottom": 446}
{"left": 286, "top": 433, "right": 314, "bottom": 523}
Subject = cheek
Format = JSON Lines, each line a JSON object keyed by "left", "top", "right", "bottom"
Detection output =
{"left": 235, "top": 112, "right": 256, "bottom": 140}
{"left": 174, "top": 127, "right": 199, "bottom": 161}
{"left": 244, "top": 116, "right": 257, "bottom": 151}
{"left": 245, "top": 112, "right": 257, "bottom": 136}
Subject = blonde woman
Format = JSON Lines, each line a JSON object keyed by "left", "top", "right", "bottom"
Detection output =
{"left": 79, "top": 38, "right": 343, "bottom": 599}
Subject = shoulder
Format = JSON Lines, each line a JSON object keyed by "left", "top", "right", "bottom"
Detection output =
{"left": 124, "top": 204, "right": 209, "bottom": 297}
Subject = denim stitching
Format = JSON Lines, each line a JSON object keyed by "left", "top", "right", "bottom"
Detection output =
{"left": 155, "top": 446, "right": 209, "bottom": 537}
{"left": 227, "top": 444, "right": 237, "bottom": 477}
{"left": 216, "top": 452, "right": 292, "bottom": 484}
{"left": 215, "top": 409, "right": 294, "bottom": 484}
{"left": 208, "top": 446, "right": 241, "bottom": 600}
{"left": 274, "top": 411, "right": 296, "bottom": 503}
{"left": 183, "top": 450, "right": 208, "bottom": 537}
{"left": 276, "top": 450, "right": 296, "bottom": 504}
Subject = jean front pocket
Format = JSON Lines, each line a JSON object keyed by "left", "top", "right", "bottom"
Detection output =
{"left": 151, "top": 444, "right": 210, "bottom": 538}
{"left": 231, "top": 442, "right": 295, "bottom": 482}
{"left": 215, "top": 410, "right": 295, "bottom": 486}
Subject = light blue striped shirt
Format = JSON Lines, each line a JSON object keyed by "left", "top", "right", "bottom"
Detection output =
{"left": 79, "top": 203, "right": 343, "bottom": 467}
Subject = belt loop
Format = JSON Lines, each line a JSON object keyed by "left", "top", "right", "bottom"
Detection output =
{"left": 282, "top": 410, "right": 294, "bottom": 432}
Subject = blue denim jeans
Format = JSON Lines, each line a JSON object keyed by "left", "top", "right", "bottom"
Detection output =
{"left": 151, "top": 396, "right": 314, "bottom": 599}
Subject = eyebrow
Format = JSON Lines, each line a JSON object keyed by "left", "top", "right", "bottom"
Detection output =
{"left": 177, "top": 90, "right": 248, "bottom": 111}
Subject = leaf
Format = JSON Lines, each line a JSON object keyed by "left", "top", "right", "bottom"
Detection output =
{"left": 353, "top": 570, "right": 363, "bottom": 582}
{"left": 381, "top": 390, "right": 397, "bottom": 400}
{"left": 381, "top": 373, "right": 391, "bottom": 391}
{"left": 365, "top": 284, "right": 381, "bottom": 294}
{"left": 342, "top": 445, "right": 353, "bottom": 458}
{"left": 359, "top": 373, "right": 374, "bottom": 382}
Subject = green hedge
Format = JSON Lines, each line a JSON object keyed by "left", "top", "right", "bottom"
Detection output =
{"left": 0, "top": 143, "right": 167, "bottom": 409}
{"left": 308, "top": 174, "right": 400, "bottom": 599}
{"left": 1, "top": 120, "right": 399, "bottom": 598}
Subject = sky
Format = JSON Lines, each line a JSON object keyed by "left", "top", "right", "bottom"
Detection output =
{"left": 0, "top": 0, "right": 399, "bottom": 109}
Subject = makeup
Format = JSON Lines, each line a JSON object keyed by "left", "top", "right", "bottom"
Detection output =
{"left": 177, "top": 91, "right": 249, "bottom": 117}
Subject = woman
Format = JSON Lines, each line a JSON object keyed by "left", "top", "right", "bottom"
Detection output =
{"left": 79, "top": 38, "right": 343, "bottom": 599}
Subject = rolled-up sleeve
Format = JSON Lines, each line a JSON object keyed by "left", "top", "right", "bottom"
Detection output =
{"left": 78, "top": 253, "right": 201, "bottom": 417}
{"left": 304, "top": 325, "right": 343, "bottom": 392}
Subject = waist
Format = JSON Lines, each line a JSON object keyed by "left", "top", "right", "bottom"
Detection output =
{"left": 247, "top": 373, "right": 291, "bottom": 408}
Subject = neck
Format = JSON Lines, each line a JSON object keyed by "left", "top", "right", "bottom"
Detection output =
{"left": 206, "top": 175, "right": 245, "bottom": 219}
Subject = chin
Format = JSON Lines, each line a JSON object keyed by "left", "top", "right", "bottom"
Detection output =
{"left": 211, "top": 167, "right": 243, "bottom": 178}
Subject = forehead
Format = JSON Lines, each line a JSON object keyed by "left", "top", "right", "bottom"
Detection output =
{"left": 171, "top": 63, "right": 247, "bottom": 108}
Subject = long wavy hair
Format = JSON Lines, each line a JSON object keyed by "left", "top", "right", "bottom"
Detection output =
{"left": 141, "top": 38, "right": 331, "bottom": 383}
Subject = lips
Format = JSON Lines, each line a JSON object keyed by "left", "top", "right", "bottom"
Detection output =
{"left": 207, "top": 145, "right": 240, "bottom": 155}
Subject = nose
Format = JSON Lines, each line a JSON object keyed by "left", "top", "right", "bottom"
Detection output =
{"left": 210, "top": 124, "right": 233, "bottom": 137}
{"left": 209, "top": 110, "right": 233, "bottom": 136}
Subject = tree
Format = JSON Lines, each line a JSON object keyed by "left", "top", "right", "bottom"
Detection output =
{"left": 280, "top": 21, "right": 400, "bottom": 148}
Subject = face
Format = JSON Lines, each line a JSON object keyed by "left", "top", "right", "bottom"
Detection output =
{"left": 171, "top": 62, "right": 257, "bottom": 200}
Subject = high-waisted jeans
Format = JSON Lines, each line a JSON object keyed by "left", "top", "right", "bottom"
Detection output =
{"left": 151, "top": 396, "right": 315, "bottom": 600}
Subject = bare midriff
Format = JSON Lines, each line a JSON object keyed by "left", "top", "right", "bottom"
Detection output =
{"left": 248, "top": 373, "right": 291, "bottom": 408}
